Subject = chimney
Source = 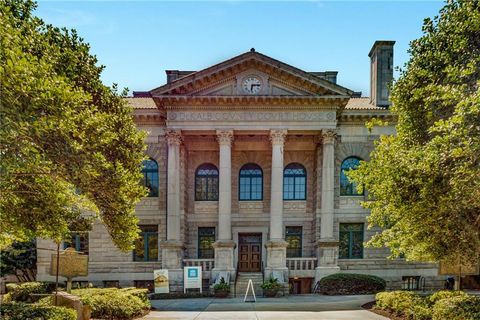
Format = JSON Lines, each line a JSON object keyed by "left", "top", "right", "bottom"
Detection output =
{"left": 369, "top": 40, "right": 395, "bottom": 108}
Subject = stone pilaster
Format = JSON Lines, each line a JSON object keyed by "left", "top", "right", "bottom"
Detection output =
{"left": 315, "top": 129, "right": 340, "bottom": 282}
{"left": 212, "top": 130, "right": 235, "bottom": 281}
{"left": 266, "top": 130, "right": 288, "bottom": 281}
{"left": 161, "top": 130, "right": 184, "bottom": 271}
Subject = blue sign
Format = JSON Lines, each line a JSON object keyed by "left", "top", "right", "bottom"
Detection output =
{"left": 188, "top": 268, "right": 198, "bottom": 278}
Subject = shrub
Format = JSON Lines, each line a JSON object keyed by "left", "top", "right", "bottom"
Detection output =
{"left": 375, "top": 291, "right": 426, "bottom": 318}
{"left": 319, "top": 273, "right": 386, "bottom": 295}
{"left": 260, "top": 277, "right": 282, "bottom": 290}
{"left": 213, "top": 277, "right": 230, "bottom": 292}
{"left": 3, "top": 282, "right": 55, "bottom": 302}
{"left": 428, "top": 290, "right": 467, "bottom": 305}
{"left": 73, "top": 288, "right": 150, "bottom": 319}
{"left": 0, "top": 302, "right": 76, "bottom": 320}
{"left": 432, "top": 295, "right": 480, "bottom": 320}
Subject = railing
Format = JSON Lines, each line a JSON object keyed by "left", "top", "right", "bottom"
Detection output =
{"left": 286, "top": 257, "right": 317, "bottom": 270}
{"left": 183, "top": 259, "right": 215, "bottom": 271}
{"left": 234, "top": 260, "right": 240, "bottom": 297}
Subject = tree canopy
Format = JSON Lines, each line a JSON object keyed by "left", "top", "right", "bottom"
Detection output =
{"left": 0, "top": 0, "right": 147, "bottom": 250}
{"left": 350, "top": 0, "right": 480, "bottom": 266}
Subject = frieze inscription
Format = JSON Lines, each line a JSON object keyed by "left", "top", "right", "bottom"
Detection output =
{"left": 167, "top": 111, "right": 335, "bottom": 122}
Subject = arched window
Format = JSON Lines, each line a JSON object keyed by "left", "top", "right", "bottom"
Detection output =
{"left": 142, "top": 158, "right": 159, "bottom": 197}
{"left": 195, "top": 163, "right": 219, "bottom": 201}
{"left": 283, "top": 163, "right": 306, "bottom": 200}
{"left": 340, "top": 157, "right": 363, "bottom": 196}
{"left": 239, "top": 163, "right": 263, "bottom": 201}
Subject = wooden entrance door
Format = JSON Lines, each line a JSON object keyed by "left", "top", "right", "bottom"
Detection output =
{"left": 238, "top": 233, "right": 262, "bottom": 272}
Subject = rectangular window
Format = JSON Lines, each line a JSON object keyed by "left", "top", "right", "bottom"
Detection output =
{"left": 286, "top": 226, "right": 302, "bottom": 258}
{"left": 103, "top": 281, "right": 119, "bottom": 288}
{"left": 63, "top": 232, "right": 89, "bottom": 255}
{"left": 198, "top": 227, "right": 215, "bottom": 259}
{"left": 339, "top": 223, "right": 364, "bottom": 259}
{"left": 134, "top": 280, "right": 154, "bottom": 292}
{"left": 133, "top": 225, "right": 158, "bottom": 262}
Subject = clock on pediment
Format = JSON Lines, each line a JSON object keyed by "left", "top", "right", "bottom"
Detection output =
{"left": 242, "top": 75, "right": 262, "bottom": 94}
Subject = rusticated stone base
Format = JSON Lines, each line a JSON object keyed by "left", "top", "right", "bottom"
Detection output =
{"left": 212, "top": 240, "right": 236, "bottom": 282}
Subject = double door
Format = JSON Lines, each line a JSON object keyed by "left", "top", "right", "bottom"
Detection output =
{"left": 238, "top": 233, "right": 262, "bottom": 272}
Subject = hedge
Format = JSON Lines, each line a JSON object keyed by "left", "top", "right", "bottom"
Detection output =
{"left": 0, "top": 302, "right": 76, "bottom": 320}
{"left": 376, "top": 291, "right": 429, "bottom": 319}
{"left": 319, "top": 273, "right": 386, "bottom": 295}
{"left": 432, "top": 295, "right": 480, "bottom": 320}
{"left": 375, "top": 290, "right": 479, "bottom": 320}
{"left": 72, "top": 288, "right": 150, "bottom": 319}
{"left": 3, "top": 282, "right": 55, "bottom": 302}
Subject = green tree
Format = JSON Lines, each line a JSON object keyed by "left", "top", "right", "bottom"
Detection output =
{"left": 0, "top": 0, "right": 147, "bottom": 250}
{"left": 0, "top": 240, "right": 36, "bottom": 282}
{"left": 349, "top": 0, "right": 480, "bottom": 266}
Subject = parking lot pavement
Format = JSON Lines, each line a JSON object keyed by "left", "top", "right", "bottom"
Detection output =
{"left": 144, "top": 294, "right": 389, "bottom": 320}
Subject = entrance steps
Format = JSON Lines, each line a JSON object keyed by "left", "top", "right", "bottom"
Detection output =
{"left": 234, "top": 272, "right": 263, "bottom": 297}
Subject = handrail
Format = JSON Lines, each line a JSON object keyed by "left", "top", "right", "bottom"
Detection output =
{"left": 261, "top": 261, "right": 265, "bottom": 283}
{"left": 234, "top": 260, "right": 240, "bottom": 297}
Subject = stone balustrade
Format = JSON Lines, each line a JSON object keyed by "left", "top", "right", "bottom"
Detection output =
{"left": 183, "top": 259, "right": 215, "bottom": 272}
{"left": 286, "top": 257, "right": 317, "bottom": 271}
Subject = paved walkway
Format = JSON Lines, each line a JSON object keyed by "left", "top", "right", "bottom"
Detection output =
{"left": 144, "top": 295, "right": 389, "bottom": 320}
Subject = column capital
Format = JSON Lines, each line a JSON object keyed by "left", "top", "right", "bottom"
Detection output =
{"left": 321, "top": 129, "right": 337, "bottom": 144}
{"left": 269, "top": 129, "right": 287, "bottom": 146}
{"left": 216, "top": 130, "right": 234, "bottom": 146}
{"left": 165, "top": 130, "right": 183, "bottom": 146}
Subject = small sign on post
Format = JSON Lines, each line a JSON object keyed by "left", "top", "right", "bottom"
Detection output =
{"left": 50, "top": 248, "right": 88, "bottom": 293}
{"left": 184, "top": 266, "right": 202, "bottom": 293}
{"left": 154, "top": 269, "right": 169, "bottom": 294}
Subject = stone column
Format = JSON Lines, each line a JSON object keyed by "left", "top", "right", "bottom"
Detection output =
{"left": 212, "top": 130, "right": 236, "bottom": 281}
{"left": 315, "top": 129, "right": 340, "bottom": 282}
{"left": 265, "top": 129, "right": 289, "bottom": 281}
{"left": 161, "top": 130, "right": 184, "bottom": 271}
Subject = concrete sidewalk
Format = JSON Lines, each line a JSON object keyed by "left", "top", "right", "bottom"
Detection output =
{"left": 144, "top": 294, "right": 389, "bottom": 319}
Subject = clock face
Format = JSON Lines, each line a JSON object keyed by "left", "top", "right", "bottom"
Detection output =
{"left": 242, "top": 76, "right": 262, "bottom": 94}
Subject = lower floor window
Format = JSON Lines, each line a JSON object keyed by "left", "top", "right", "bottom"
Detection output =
{"left": 103, "top": 281, "right": 119, "bottom": 288}
{"left": 133, "top": 225, "right": 158, "bottom": 261}
{"left": 63, "top": 232, "right": 89, "bottom": 255}
{"left": 134, "top": 280, "right": 154, "bottom": 292}
{"left": 286, "top": 226, "right": 302, "bottom": 258}
{"left": 198, "top": 227, "right": 215, "bottom": 259}
{"left": 339, "top": 223, "right": 364, "bottom": 259}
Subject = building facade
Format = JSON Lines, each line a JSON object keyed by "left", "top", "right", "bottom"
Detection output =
{"left": 37, "top": 41, "right": 442, "bottom": 293}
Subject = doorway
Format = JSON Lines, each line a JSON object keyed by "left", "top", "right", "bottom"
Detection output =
{"left": 238, "top": 233, "right": 262, "bottom": 272}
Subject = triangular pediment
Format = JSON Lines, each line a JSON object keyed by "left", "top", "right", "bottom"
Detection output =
{"left": 150, "top": 50, "right": 353, "bottom": 98}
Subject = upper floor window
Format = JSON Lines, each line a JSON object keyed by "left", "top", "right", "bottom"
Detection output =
{"left": 340, "top": 157, "right": 363, "bottom": 196}
{"left": 141, "top": 159, "right": 159, "bottom": 197}
{"left": 133, "top": 225, "right": 158, "bottom": 262}
{"left": 195, "top": 163, "right": 219, "bottom": 201}
{"left": 239, "top": 163, "right": 263, "bottom": 201}
{"left": 283, "top": 163, "right": 306, "bottom": 200}
{"left": 63, "top": 232, "right": 89, "bottom": 255}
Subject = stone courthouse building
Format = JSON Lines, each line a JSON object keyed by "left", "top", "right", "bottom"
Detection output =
{"left": 37, "top": 41, "right": 441, "bottom": 293}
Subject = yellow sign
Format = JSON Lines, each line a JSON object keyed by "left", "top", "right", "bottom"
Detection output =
{"left": 154, "top": 269, "right": 169, "bottom": 294}
{"left": 50, "top": 248, "right": 89, "bottom": 278}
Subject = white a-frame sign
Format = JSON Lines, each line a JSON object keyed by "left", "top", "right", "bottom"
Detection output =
{"left": 243, "top": 279, "right": 256, "bottom": 303}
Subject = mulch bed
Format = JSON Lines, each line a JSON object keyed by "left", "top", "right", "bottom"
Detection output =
{"left": 362, "top": 301, "right": 406, "bottom": 320}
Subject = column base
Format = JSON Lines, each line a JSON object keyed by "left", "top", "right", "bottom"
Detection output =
{"left": 315, "top": 239, "right": 339, "bottom": 267}
{"left": 212, "top": 240, "right": 236, "bottom": 282}
{"left": 161, "top": 240, "right": 184, "bottom": 270}
{"left": 265, "top": 240, "right": 288, "bottom": 283}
